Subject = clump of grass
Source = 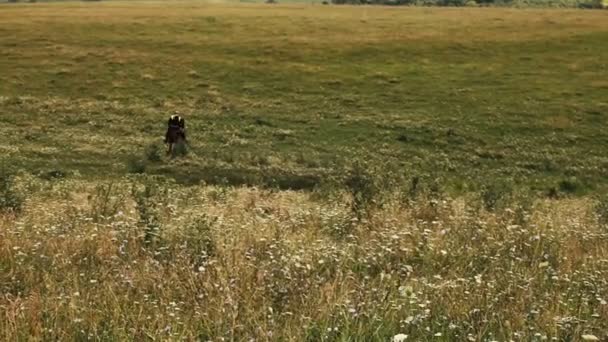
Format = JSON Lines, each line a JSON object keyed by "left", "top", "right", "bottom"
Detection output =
{"left": 344, "top": 161, "right": 379, "bottom": 221}
{"left": 594, "top": 194, "right": 608, "bottom": 227}
{"left": 480, "top": 181, "right": 512, "bottom": 211}
{"left": 131, "top": 177, "right": 166, "bottom": 246}
{"left": 88, "top": 181, "right": 126, "bottom": 223}
{"left": 126, "top": 156, "right": 147, "bottom": 174}
{"left": 558, "top": 176, "right": 581, "bottom": 195}
{"left": 0, "top": 167, "right": 23, "bottom": 213}
{"left": 183, "top": 214, "right": 217, "bottom": 266}
{"left": 127, "top": 144, "right": 164, "bottom": 174}
{"left": 36, "top": 169, "right": 68, "bottom": 180}
{"left": 145, "top": 143, "right": 162, "bottom": 162}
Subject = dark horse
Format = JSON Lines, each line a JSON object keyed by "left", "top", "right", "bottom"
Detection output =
{"left": 165, "top": 114, "right": 187, "bottom": 156}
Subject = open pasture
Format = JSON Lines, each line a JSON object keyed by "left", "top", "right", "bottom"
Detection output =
{"left": 1, "top": 2, "right": 608, "bottom": 341}
{"left": 1, "top": 2, "right": 608, "bottom": 193}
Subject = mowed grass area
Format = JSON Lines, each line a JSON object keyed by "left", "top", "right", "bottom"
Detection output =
{"left": 1, "top": 2, "right": 608, "bottom": 193}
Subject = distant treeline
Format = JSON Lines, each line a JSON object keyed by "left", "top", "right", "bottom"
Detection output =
{"left": 331, "top": 0, "right": 606, "bottom": 7}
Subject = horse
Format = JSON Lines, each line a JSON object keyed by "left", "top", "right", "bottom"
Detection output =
{"left": 165, "top": 115, "right": 187, "bottom": 157}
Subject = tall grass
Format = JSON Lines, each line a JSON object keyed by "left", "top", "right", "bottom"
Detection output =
{"left": 1, "top": 175, "right": 606, "bottom": 340}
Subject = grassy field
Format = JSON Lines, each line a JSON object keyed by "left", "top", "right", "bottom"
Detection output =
{"left": 1, "top": 2, "right": 608, "bottom": 340}
{"left": 1, "top": 2, "right": 608, "bottom": 193}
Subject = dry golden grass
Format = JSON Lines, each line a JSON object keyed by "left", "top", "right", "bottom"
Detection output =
{"left": 1, "top": 174, "right": 607, "bottom": 340}
{"left": 2, "top": 2, "right": 607, "bottom": 44}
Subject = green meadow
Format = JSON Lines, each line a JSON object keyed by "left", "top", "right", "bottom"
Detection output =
{"left": 1, "top": 2, "right": 607, "bottom": 194}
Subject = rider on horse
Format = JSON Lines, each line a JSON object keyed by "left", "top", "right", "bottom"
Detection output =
{"left": 165, "top": 112, "right": 186, "bottom": 144}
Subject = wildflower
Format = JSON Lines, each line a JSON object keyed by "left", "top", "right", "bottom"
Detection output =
{"left": 434, "top": 332, "right": 442, "bottom": 337}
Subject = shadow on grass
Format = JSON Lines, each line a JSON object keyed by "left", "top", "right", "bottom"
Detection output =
{"left": 151, "top": 164, "right": 324, "bottom": 190}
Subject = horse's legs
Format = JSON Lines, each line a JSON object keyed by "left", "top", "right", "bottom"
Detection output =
{"left": 167, "top": 143, "right": 173, "bottom": 156}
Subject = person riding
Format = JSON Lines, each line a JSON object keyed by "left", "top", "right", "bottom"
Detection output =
{"left": 165, "top": 113, "right": 186, "bottom": 144}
